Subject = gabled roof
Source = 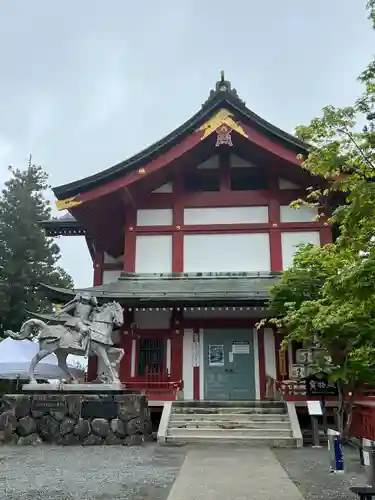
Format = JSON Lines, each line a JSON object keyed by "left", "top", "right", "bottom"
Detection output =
{"left": 40, "top": 213, "right": 85, "bottom": 236}
{"left": 53, "top": 73, "right": 308, "bottom": 202}
{"left": 39, "top": 271, "right": 281, "bottom": 307}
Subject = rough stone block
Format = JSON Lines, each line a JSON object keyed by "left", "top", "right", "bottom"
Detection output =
{"left": 18, "top": 433, "right": 42, "bottom": 446}
{"left": 110, "top": 418, "right": 126, "bottom": 437}
{"left": 59, "top": 433, "right": 81, "bottom": 446}
{"left": 66, "top": 395, "right": 82, "bottom": 419}
{"left": 38, "top": 415, "right": 60, "bottom": 442}
{"left": 83, "top": 434, "right": 103, "bottom": 446}
{"left": 91, "top": 418, "right": 110, "bottom": 438}
{"left": 0, "top": 390, "right": 151, "bottom": 446}
{"left": 126, "top": 417, "right": 142, "bottom": 436}
{"left": 73, "top": 419, "right": 91, "bottom": 439}
{"left": 17, "top": 416, "right": 37, "bottom": 437}
{"left": 12, "top": 395, "right": 31, "bottom": 418}
{"left": 124, "top": 434, "right": 144, "bottom": 446}
{"left": 0, "top": 409, "right": 16, "bottom": 432}
{"left": 60, "top": 417, "right": 76, "bottom": 436}
{"left": 104, "top": 432, "right": 123, "bottom": 445}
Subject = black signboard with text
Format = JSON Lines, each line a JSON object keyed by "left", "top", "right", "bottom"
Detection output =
{"left": 81, "top": 401, "right": 118, "bottom": 420}
{"left": 305, "top": 373, "right": 338, "bottom": 397}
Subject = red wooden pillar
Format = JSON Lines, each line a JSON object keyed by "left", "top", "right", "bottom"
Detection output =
{"left": 172, "top": 177, "right": 184, "bottom": 272}
{"left": 268, "top": 173, "right": 282, "bottom": 271}
{"left": 320, "top": 225, "right": 332, "bottom": 246}
{"left": 87, "top": 250, "right": 103, "bottom": 381}
{"left": 124, "top": 208, "right": 136, "bottom": 272}
{"left": 257, "top": 328, "right": 266, "bottom": 399}
{"left": 193, "top": 329, "right": 200, "bottom": 400}
{"left": 119, "top": 310, "right": 134, "bottom": 382}
{"left": 171, "top": 309, "right": 183, "bottom": 381}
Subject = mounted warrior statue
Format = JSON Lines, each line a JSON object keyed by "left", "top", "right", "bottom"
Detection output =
{"left": 57, "top": 292, "right": 98, "bottom": 352}
{"left": 5, "top": 291, "right": 125, "bottom": 386}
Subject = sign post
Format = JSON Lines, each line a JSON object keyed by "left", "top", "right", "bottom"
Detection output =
{"left": 307, "top": 400, "right": 323, "bottom": 448}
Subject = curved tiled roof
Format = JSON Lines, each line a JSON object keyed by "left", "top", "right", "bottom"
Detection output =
{"left": 53, "top": 74, "right": 308, "bottom": 200}
{"left": 38, "top": 272, "right": 281, "bottom": 307}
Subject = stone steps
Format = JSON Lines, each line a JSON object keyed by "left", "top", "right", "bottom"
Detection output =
{"left": 170, "top": 413, "right": 289, "bottom": 421}
{"left": 169, "top": 420, "right": 291, "bottom": 429}
{"left": 173, "top": 407, "right": 286, "bottom": 415}
{"left": 165, "top": 434, "right": 297, "bottom": 447}
{"left": 172, "top": 400, "right": 286, "bottom": 407}
{"left": 162, "top": 401, "right": 299, "bottom": 447}
{"left": 167, "top": 427, "right": 293, "bottom": 437}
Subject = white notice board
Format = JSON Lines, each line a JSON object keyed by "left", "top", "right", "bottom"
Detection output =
{"left": 307, "top": 400, "right": 323, "bottom": 416}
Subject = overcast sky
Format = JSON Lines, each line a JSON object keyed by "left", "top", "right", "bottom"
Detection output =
{"left": 0, "top": 0, "right": 374, "bottom": 288}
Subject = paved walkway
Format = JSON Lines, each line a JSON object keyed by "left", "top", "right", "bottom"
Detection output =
{"left": 166, "top": 446, "right": 304, "bottom": 500}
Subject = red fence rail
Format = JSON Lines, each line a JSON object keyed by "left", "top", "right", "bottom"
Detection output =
{"left": 124, "top": 366, "right": 182, "bottom": 401}
{"left": 350, "top": 405, "right": 375, "bottom": 441}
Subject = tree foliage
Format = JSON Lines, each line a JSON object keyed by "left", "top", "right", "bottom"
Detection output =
{"left": 260, "top": 2, "right": 375, "bottom": 435}
{"left": 0, "top": 164, "right": 73, "bottom": 335}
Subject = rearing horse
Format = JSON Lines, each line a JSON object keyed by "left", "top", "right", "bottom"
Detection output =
{"left": 6, "top": 301, "right": 124, "bottom": 384}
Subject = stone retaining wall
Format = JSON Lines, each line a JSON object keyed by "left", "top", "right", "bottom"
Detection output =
{"left": 0, "top": 392, "right": 152, "bottom": 446}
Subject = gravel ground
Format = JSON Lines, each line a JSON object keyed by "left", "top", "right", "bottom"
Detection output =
{"left": 274, "top": 445, "right": 368, "bottom": 500}
{"left": 0, "top": 443, "right": 186, "bottom": 500}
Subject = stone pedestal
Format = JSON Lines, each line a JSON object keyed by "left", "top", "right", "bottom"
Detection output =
{"left": 0, "top": 389, "right": 152, "bottom": 446}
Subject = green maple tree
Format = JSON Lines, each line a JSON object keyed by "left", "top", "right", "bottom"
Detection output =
{"left": 260, "top": 1, "right": 375, "bottom": 436}
{"left": 0, "top": 163, "right": 73, "bottom": 336}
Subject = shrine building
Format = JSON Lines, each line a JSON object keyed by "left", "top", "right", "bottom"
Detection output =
{"left": 40, "top": 73, "right": 332, "bottom": 405}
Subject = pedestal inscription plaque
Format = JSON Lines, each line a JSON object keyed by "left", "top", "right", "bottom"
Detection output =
{"left": 81, "top": 401, "right": 118, "bottom": 420}
{"left": 31, "top": 395, "right": 67, "bottom": 413}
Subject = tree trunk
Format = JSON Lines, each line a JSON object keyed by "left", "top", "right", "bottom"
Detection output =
{"left": 336, "top": 380, "right": 345, "bottom": 438}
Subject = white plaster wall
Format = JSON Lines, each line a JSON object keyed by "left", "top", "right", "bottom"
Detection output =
{"left": 135, "top": 235, "right": 172, "bottom": 273}
{"left": 133, "top": 310, "right": 170, "bottom": 329}
{"left": 182, "top": 329, "right": 194, "bottom": 400}
{"left": 264, "top": 328, "right": 277, "bottom": 379}
{"left": 281, "top": 231, "right": 320, "bottom": 268}
{"left": 102, "top": 270, "right": 122, "bottom": 284}
{"left": 278, "top": 178, "right": 300, "bottom": 190}
{"left": 184, "top": 206, "right": 269, "bottom": 225}
{"left": 183, "top": 233, "right": 270, "bottom": 272}
{"left": 152, "top": 182, "right": 173, "bottom": 193}
{"left": 197, "top": 156, "right": 219, "bottom": 169}
{"left": 104, "top": 253, "right": 123, "bottom": 264}
{"left": 280, "top": 205, "right": 318, "bottom": 223}
{"left": 137, "top": 209, "right": 173, "bottom": 226}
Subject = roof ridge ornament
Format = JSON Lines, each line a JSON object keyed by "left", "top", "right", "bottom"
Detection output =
{"left": 203, "top": 71, "right": 245, "bottom": 107}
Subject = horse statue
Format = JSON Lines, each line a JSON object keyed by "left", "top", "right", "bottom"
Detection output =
{"left": 5, "top": 301, "right": 125, "bottom": 385}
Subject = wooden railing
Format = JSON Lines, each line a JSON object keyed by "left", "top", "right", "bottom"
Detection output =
{"left": 124, "top": 366, "right": 183, "bottom": 401}
{"left": 350, "top": 405, "right": 375, "bottom": 440}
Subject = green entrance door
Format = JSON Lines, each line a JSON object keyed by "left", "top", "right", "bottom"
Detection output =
{"left": 203, "top": 329, "right": 255, "bottom": 400}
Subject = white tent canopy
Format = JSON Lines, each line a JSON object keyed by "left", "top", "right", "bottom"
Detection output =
{"left": 0, "top": 338, "right": 84, "bottom": 380}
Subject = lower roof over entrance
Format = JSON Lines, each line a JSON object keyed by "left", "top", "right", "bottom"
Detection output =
{"left": 40, "top": 272, "right": 281, "bottom": 307}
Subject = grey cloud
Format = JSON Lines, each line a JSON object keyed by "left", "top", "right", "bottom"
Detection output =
{"left": 0, "top": 0, "right": 373, "bottom": 286}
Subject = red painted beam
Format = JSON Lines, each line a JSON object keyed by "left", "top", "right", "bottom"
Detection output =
{"left": 134, "top": 222, "right": 327, "bottom": 234}
{"left": 240, "top": 121, "right": 302, "bottom": 166}
{"left": 76, "top": 131, "right": 204, "bottom": 204}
